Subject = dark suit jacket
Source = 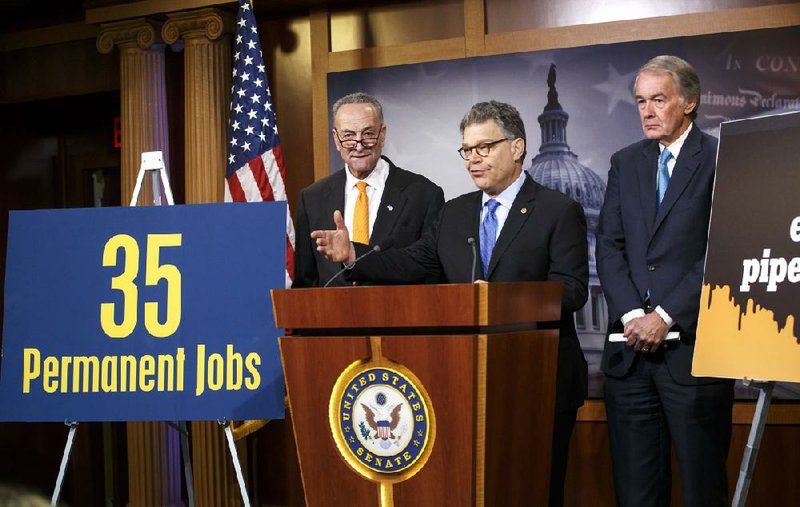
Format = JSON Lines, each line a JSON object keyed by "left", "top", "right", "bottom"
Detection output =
{"left": 293, "top": 156, "right": 444, "bottom": 287}
{"left": 596, "top": 125, "right": 719, "bottom": 385}
{"left": 350, "top": 175, "right": 589, "bottom": 411}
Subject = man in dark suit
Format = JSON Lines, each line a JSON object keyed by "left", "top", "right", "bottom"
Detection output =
{"left": 293, "top": 92, "right": 444, "bottom": 287}
{"left": 596, "top": 55, "right": 734, "bottom": 507}
{"left": 312, "top": 101, "right": 588, "bottom": 506}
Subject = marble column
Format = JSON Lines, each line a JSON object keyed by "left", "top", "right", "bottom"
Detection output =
{"left": 163, "top": 8, "right": 233, "bottom": 204}
{"left": 96, "top": 19, "right": 182, "bottom": 507}
{"left": 162, "top": 9, "right": 244, "bottom": 507}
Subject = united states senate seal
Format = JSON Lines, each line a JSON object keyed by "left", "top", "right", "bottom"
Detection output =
{"left": 329, "top": 361, "right": 436, "bottom": 482}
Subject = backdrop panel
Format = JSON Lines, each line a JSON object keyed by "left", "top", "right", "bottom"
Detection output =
{"left": 327, "top": 26, "right": 800, "bottom": 398}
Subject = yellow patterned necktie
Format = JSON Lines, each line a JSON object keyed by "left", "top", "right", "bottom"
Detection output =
{"left": 353, "top": 181, "right": 370, "bottom": 244}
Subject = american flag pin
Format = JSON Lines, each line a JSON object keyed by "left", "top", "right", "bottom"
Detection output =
{"left": 387, "top": 205, "right": 394, "bottom": 211}
{"left": 521, "top": 208, "right": 528, "bottom": 214}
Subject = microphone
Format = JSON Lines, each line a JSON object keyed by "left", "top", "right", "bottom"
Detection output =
{"left": 467, "top": 237, "right": 477, "bottom": 283}
{"left": 323, "top": 237, "right": 395, "bottom": 287}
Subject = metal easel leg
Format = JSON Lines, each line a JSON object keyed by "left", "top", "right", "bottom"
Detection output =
{"left": 220, "top": 420, "right": 251, "bottom": 507}
{"left": 51, "top": 421, "right": 78, "bottom": 506}
{"left": 150, "top": 169, "right": 162, "bottom": 206}
{"left": 732, "top": 380, "right": 774, "bottom": 507}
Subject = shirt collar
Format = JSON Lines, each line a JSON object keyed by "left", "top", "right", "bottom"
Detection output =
{"left": 482, "top": 170, "right": 526, "bottom": 210}
{"left": 345, "top": 157, "right": 390, "bottom": 190}
{"left": 660, "top": 122, "right": 692, "bottom": 159}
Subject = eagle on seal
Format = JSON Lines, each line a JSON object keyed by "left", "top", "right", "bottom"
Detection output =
{"left": 361, "top": 403, "right": 402, "bottom": 440}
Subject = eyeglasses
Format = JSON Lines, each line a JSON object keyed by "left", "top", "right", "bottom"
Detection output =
{"left": 457, "top": 138, "right": 509, "bottom": 160}
{"left": 334, "top": 127, "right": 382, "bottom": 150}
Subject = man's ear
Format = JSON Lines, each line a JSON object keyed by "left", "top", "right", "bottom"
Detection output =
{"left": 683, "top": 99, "right": 697, "bottom": 116}
{"left": 511, "top": 138, "right": 525, "bottom": 162}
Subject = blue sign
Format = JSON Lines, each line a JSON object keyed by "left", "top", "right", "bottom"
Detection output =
{"left": 1, "top": 203, "right": 287, "bottom": 422}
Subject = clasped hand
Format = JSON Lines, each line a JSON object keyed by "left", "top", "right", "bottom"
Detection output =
{"left": 624, "top": 312, "right": 669, "bottom": 353}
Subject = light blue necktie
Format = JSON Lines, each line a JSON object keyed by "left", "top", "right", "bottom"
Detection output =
{"left": 480, "top": 199, "right": 500, "bottom": 276}
{"left": 657, "top": 148, "right": 672, "bottom": 206}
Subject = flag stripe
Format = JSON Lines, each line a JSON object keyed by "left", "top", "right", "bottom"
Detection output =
{"left": 273, "top": 144, "right": 288, "bottom": 189}
{"left": 249, "top": 155, "right": 275, "bottom": 202}
{"left": 226, "top": 172, "right": 247, "bottom": 202}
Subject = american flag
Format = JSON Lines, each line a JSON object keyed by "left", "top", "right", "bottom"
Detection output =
{"left": 226, "top": 0, "right": 293, "bottom": 441}
{"left": 225, "top": 0, "right": 295, "bottom": 289}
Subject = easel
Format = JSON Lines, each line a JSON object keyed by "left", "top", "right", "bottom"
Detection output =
{"left": 51, "top": 152, "right": 251, "bottom": 507}
{"left": 732, "top": 379, "right": 775, "bottom": 507}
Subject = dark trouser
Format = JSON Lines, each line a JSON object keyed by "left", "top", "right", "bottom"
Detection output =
{"left": 548, "top": 406, "right": 578, "bottom": 507}
{"left": 604, "top": 353, "right": 734, "bottom": 507}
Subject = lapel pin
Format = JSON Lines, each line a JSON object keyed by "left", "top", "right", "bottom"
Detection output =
{"left": 386, "top": 205, "right": 394, "bottom": 211}
{"left": 521, "top": 208, "right": 528, "bottom": 214}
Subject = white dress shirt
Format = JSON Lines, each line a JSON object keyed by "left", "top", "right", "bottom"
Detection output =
{"left": 480, "top": 171, "right": 527, "bottom": 239}
{"left": 343, "top": 158, "right": 389, "bottom": 242}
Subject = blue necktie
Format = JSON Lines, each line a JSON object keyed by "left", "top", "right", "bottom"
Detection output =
{"left": 657, "top": 148, "right": 672, "bottom": 206}
{"left": 480, "top": 199, "right": 500, "bottom": 276}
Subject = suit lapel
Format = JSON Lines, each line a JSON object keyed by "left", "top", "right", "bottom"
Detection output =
{"left": 371, "top": 159, "right": 404, "bottom": 246}
{"left": 653, "top": 126, "right": 703, "bottom": 232}
{"left": 326, "top": 170, "right": 346, "bottom": 227}
{"left": 485, "top": 176, "right": 536, "bottom": 278}
{"left": 638, "top": 142, "right": 659, "bottom": 238}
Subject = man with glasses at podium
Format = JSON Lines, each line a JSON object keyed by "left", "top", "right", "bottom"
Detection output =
{"left": 311, "top": 100, "right": 589, "bottom": 506}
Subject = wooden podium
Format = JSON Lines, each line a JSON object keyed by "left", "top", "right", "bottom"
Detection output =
{"left": 272, "top": 282, "right": 562, "bottom": 506}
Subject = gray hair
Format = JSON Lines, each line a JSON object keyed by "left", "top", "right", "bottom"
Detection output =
{"left": 459, "top": 100, "right": 527, "bottom": 163}
{"left": 635, "top": 55, "right": 701, "bottom": 120}
{"left": 332, "top": 92, "right": 384, "bottom": 123}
